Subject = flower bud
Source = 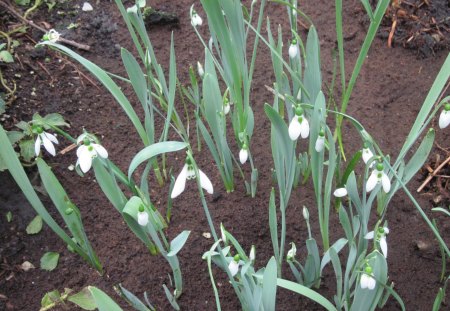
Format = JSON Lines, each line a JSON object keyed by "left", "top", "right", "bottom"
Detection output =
{"left": 287, "top": 242, "right": 297, "bottom": 261}
{"left": 302, "top": 207, "right": 309, "bottom": 221}
{"left": 197, "top": 61, "right": 204, "bottom": 78}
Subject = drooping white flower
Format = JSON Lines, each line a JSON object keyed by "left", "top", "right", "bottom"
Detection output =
{"left": 137, "top": 210, "right": 149, "bottom": 226}
{"left": 289, "top": 39, "right": 298, "bottom": 59}
{"left": 365, "top": 226, "right": 389, "bottom": 258}
{"left": 228, "top": 255, "right": 240, "bottom": 277}
{"left": 366, "top": 162, "right": 391, "bottom": 193}
{"left": 362, "top": 146, "right": 374, "bottom": 165}
{"left": 197, "top": 61, "right": 204, "bottom": 78}
{"left": 315, "top": 130, "right": 325, "bottom": 152}
{"left": 239, "top": 144, "right": 248, "bottom": 164}
{"left": 302, "top": 207, "right": 309, "bottom": 221}
{"left": 220, "top": 223, "right": 227, "bottom": 244}
{"left": 333, "top": 187, "right": 348, "bottom": 197}
{"left": 76, "top": 133, "right": 108, "bottom": 173}
{"left": 249, "top": 245, "right": 256, "bottom": 262}
{"left": 286, "top": 242, "right": 297, "bottom": 261}
{"left": 360, "top": 272, "right": 376, "bottom": 290}
{"left": 223, "top": 99, "right": 231, "bottom": 115}
{"left": 438, "top": 103, "right": 450, "bottom": 129}
{"left": 171, "top": 158, "right": 213, "bottom": 198}
{"left": 191, "top": 9, "right": 203, "bottom": 27}
{"left": 34, "top": 127, "right": 58, "bottom": 157}
{"left": 289, "top": 106, "right": 309, "bottom": 140}
{"left": 44, "top": 29, "right": 60, "bottom": 43}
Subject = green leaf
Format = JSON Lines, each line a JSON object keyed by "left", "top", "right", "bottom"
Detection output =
{"left": 68, "top": 287, "right": 96, "bottom": 310}
{"left": 0, "top": 50, "right": 14, "bottom": 63}
{"left": 7, "top": 131, "right": 24, "bottom": 145}
{"left": 116, "top": 284, "right": 152, "bottom": 311}
{"left": 19, "top": 138, "right": 35, "bottom": 162}
{"left": 167, "top": 230, "right": 190, "bottom": 257}
{"left": 88, "top": 286, "right": 123, "bottom": 311}
{"left": 42, "top": 113, "right": 70, "bottom": 128}
{"left": 40, "top": 252, "right": 60, "bottom": 271}
{"left": 26, "top": 215, "right": 43, "bottom": 234}
{"left": 15, "top": 0, "right": 30, "bottom": 5}
{"left": 41, "top": 289, "right": 61, "bottom": 307}
{"left": 262, "top": 257, "right": 277, "bottom": 311}
{"left": 6, "top": 211, "right": 12, "bottom": 222}
{"left": 0, "top": 96, "right": 5, "bottom": 114}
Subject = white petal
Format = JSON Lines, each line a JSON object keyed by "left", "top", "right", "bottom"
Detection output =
{"left": 92, "top": 144, "right": 108, "bottom": 159}
{"left": 367, "top": 276, "right": 376, "bottom": 290}
{"left": 197, "top": 62, "right": 204, "bottom": 77}
{"left": 199, "top": 169, "right": 214, "bottom": 194}
{"left": 381, "top": 172, "right": 391, "bottom": 193}
{"left": 364, "top": 231, "right": 374, "bottom": 239}
{"left": 333, "top": 187, "right": 347, "bottom": 197}
{"left": 228, "top": 260, "right": 239, "bottom": 277}
{"left": 439, "top": 110, "right": 450, "bottom": 129}
{"left": 35, "top": 137, "right": 42, "bottom": 156}
{"left": 380, "top": 236, "right": 388, "bottom": 258}
{"left": 82, "top": 2, "right": 93, "bottom": 11}
{"left": 360, "top": 274, "right": 369, "bottom": 289}
{"left": 78, "top": 146, "right": 93, "bottom": 173}
{"left": 137, "top": 211, "right": 149, "bottom": 226}
{"left": 362, "top": 148, "right": 374, "bottom": 164}
{"left": 171, "top": 164, "right": 188, "bottom": 199}
{"left": 223, "top": 104, "right": 230, "bottom": 115}
{"left": 315, "top": 136, "right": 325, "bottom": 152}
{"left": 239, "top": 149, "right": 248, "bottom": 164}
{"left": 44, "top": 132, "right": 58, "bottom": 144}
{"left": 249, "top": 246, "right": 255, "bottom": 262}
{"left": 384, "top": 227, "right": 390, "bottom": 234}
{"left": 289, "top": 44, "right": 298, "bottom": 58}
{"left": 288, "top": 117, "right": 301, "bottom": 140}
{"left": 192, "top": 14, "right": 203, "bottom": 26}
{"left": 42, "top": 135, "right": 56, "bottom": 156}
{"left": 366, "top": 171, "right": 378, "bottom": 192}
{"left": 299, "top": 118, "right": 310, "bottom": 139}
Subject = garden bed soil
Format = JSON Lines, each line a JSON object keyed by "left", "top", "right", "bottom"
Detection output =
{"left": 1, "top": 0, "right": 449, "bottom": 310}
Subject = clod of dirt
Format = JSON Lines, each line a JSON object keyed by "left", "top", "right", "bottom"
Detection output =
{"left": 415, "top": 239, "right": 432, "bottom": 251}
{"left": 143, "top": 7, "right": 179, "bottom": 26}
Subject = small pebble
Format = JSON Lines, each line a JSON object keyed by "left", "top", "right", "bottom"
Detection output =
{"left": 202, "top": 232, "right": 211, "bottom": 239}
{"left": 82, "top": 2, "right": 93, "bottom": 11}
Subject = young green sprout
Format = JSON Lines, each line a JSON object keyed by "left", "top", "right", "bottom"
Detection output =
{"left": 76, "top": 133, "right": 108, "bottom": 173}
{"left": 289, "top": 38, "right": 298, "bottom": 59}
{"left": 289, "top": 105, "right": 310, "bottom": 141}
{"left": 365, "top": 226, "right": 389, "bottom": 258}
{"left": 33, "top": 125, "right": 58, "bottom": 157}
{"left": 439, "top": 103, "right": 450, "bottom": 129}
{"left": 360, "top": 264, "right": 376, "bottom": 290}
{"left": 366, "top": 162, "right": 391, "bottom": 193}
{"left": 171, "top": 157, "right": 213, "bottom": 198}
{"left": 137, "top": 204, "right": 149, "bottom": 227}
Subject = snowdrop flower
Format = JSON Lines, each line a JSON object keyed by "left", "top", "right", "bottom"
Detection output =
{"left": 34, "top": 126, "right": 58, "bottom": 157}
{"left": 439, "top": 103, "right": 450, "bottom": 129}
{"left": 302, "top": 206, "right": 309, "bottom": 221}
{"left": 249, "top": 245, "right": 256, "bottom": 262}
{"left": 289, "top": 38, "right": 298, "bottom": 59}
{"left": 220, "top": 223, "right": 228, "bottom": 245}
{"left": 360, "top": 266, "right": 376, "bottom": 290}
{"left": 365, "top": 226, "right": 389, "bottom": 258}
{"left": 223, "top": 98, "right": 231, "bottom": 115}
{"left": 191, "top": 8, "right": 203, "bottom": 27}
{"left": 197, "top": 61, "right": 204, "bottom": 78}
{"left": 362, "top": 143, "right": 375, "bottom": 166}
{"left": 137, "top": 205, "right": 149, "bottom": 226}
{"left": 333, "top": 187, "right": 348, "bottom": 197}
{"left": 289, "top": 106, "right": 309, "bottom": 140}
{"left": 171, "top": 158, "right": 213, "bottom": 198}
{"left": 366, "top": 162, "right": 391, "bottom": 193}
{"left": 43, "top": 29, "right": 60, "bottom": 43}
{"left": 239, "top": 144, "right": 248, "bottom": 164}
{"left": 315, "top": 129, "right": 325, "bottom": 152}
{"left": 76, "top": 133, "right": 108, "bottom": 173}
{"left": 228, "top": 255, "right": 240, "bottom": 277}
{"left": 286, "top": 242, "right": 297, "bottom": 261}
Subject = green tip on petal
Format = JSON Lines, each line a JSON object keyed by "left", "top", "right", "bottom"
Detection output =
{"left": 363, "top": 141, "right": 370, "bottom": 149}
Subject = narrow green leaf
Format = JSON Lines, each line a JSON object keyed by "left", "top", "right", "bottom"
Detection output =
{"left": 88, "top": 286, "right": 123, "bottom": 311}
{"left": 40, "top": 252, "right": 59, "bottom": 271}
{"left": 167, "top": 231, "right": 191, "bottom": 257}
{"left": 41, "top": 290, "right": 61, "bottom": 307}
{"left": 68, "top": 287, "right": 96, "bottom": 310}
{"left": 116, "top": 284, "right": 152, "bottom": 311}
{"left": 26, "top": 215, "right": 43, "bottom": 234}
{"left": 262, "top": 257, "right": 277, "bottom": 311}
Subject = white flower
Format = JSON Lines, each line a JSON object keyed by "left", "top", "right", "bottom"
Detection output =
{"left": 438, "top": 103, "right": 450, "bottom": 129}
{"left": 333, "top": 187, "right": 348, "bottom": 197}
{"left": 315, "top": 130, "right": 325, "bottom": 152}
{"left": 360, "top": 272, "right": 376, "bottom": 290}
{"left": 197, "top": 61, "right": 204, "bottom": 78}
{"left": 45, "top": 29, "right": 60, "bottom": 43}
{"left": 220, "top": 223, "right": 227, "bottom": 244}
{"left": 191, "top": 11, "right": 203, "bottom": 27}
{"left": 366, "top": 163, "right": 391, "bottom": 193}
{"left": 362, "top": 147, "right": 374, "bottom": 165}
{"left": 82, "top": 2, "right": 93, "bottom": 11}
{"left": 289, "top": 40, "right": 298, "bottom": 59}
{"left": 223, "top": 100, "right": 230, "bottom": 115}
{"left": 171, "top": 160, "right": 213, "bottom": 198}
{"left": 365, "top": 226, "right": 389, "bottom": 258}
{"left": 137, "top": 210, "right": 149, "bottom": 226}
{"left": 302, "top": 207, "right": 309, "bottom": 220}
{"left": 76, "top": 133, "right": 108, "bottom": 173}
{"left": 289, "top": 106, "right": 309, "bottom": 140}
{"left": 239, "top": 145, "right": 248, "bottom": 164}
{"left": 34, "top": 129, "right": 58, "bottom": 157}
{"left": 249, "top": 245, "right": 255, "bottom": 262}
{"left": 286, "top": 242, "right": 297, "bottom": 261}
{"left": 228, "top": 255, "right": 240, "bottom": 277}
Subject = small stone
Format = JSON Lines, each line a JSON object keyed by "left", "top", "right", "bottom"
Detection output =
{"left": 20, "top": 261, "right": 35, "bottom": 271}
{"left": 68, "top": 164, "right": 75, "bottom": 171}
{"left": 202, "top": 232, "right": 211, "bottom": 239}
{"left": 82, "top": 2, "right": 93, "bottom": 11}
{"left": 415, "top": 240, "right": 431, "bottom": 251}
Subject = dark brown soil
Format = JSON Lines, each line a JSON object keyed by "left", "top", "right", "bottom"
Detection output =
{"left": 1, "top": 0, "right": 449, "bottom": 310}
